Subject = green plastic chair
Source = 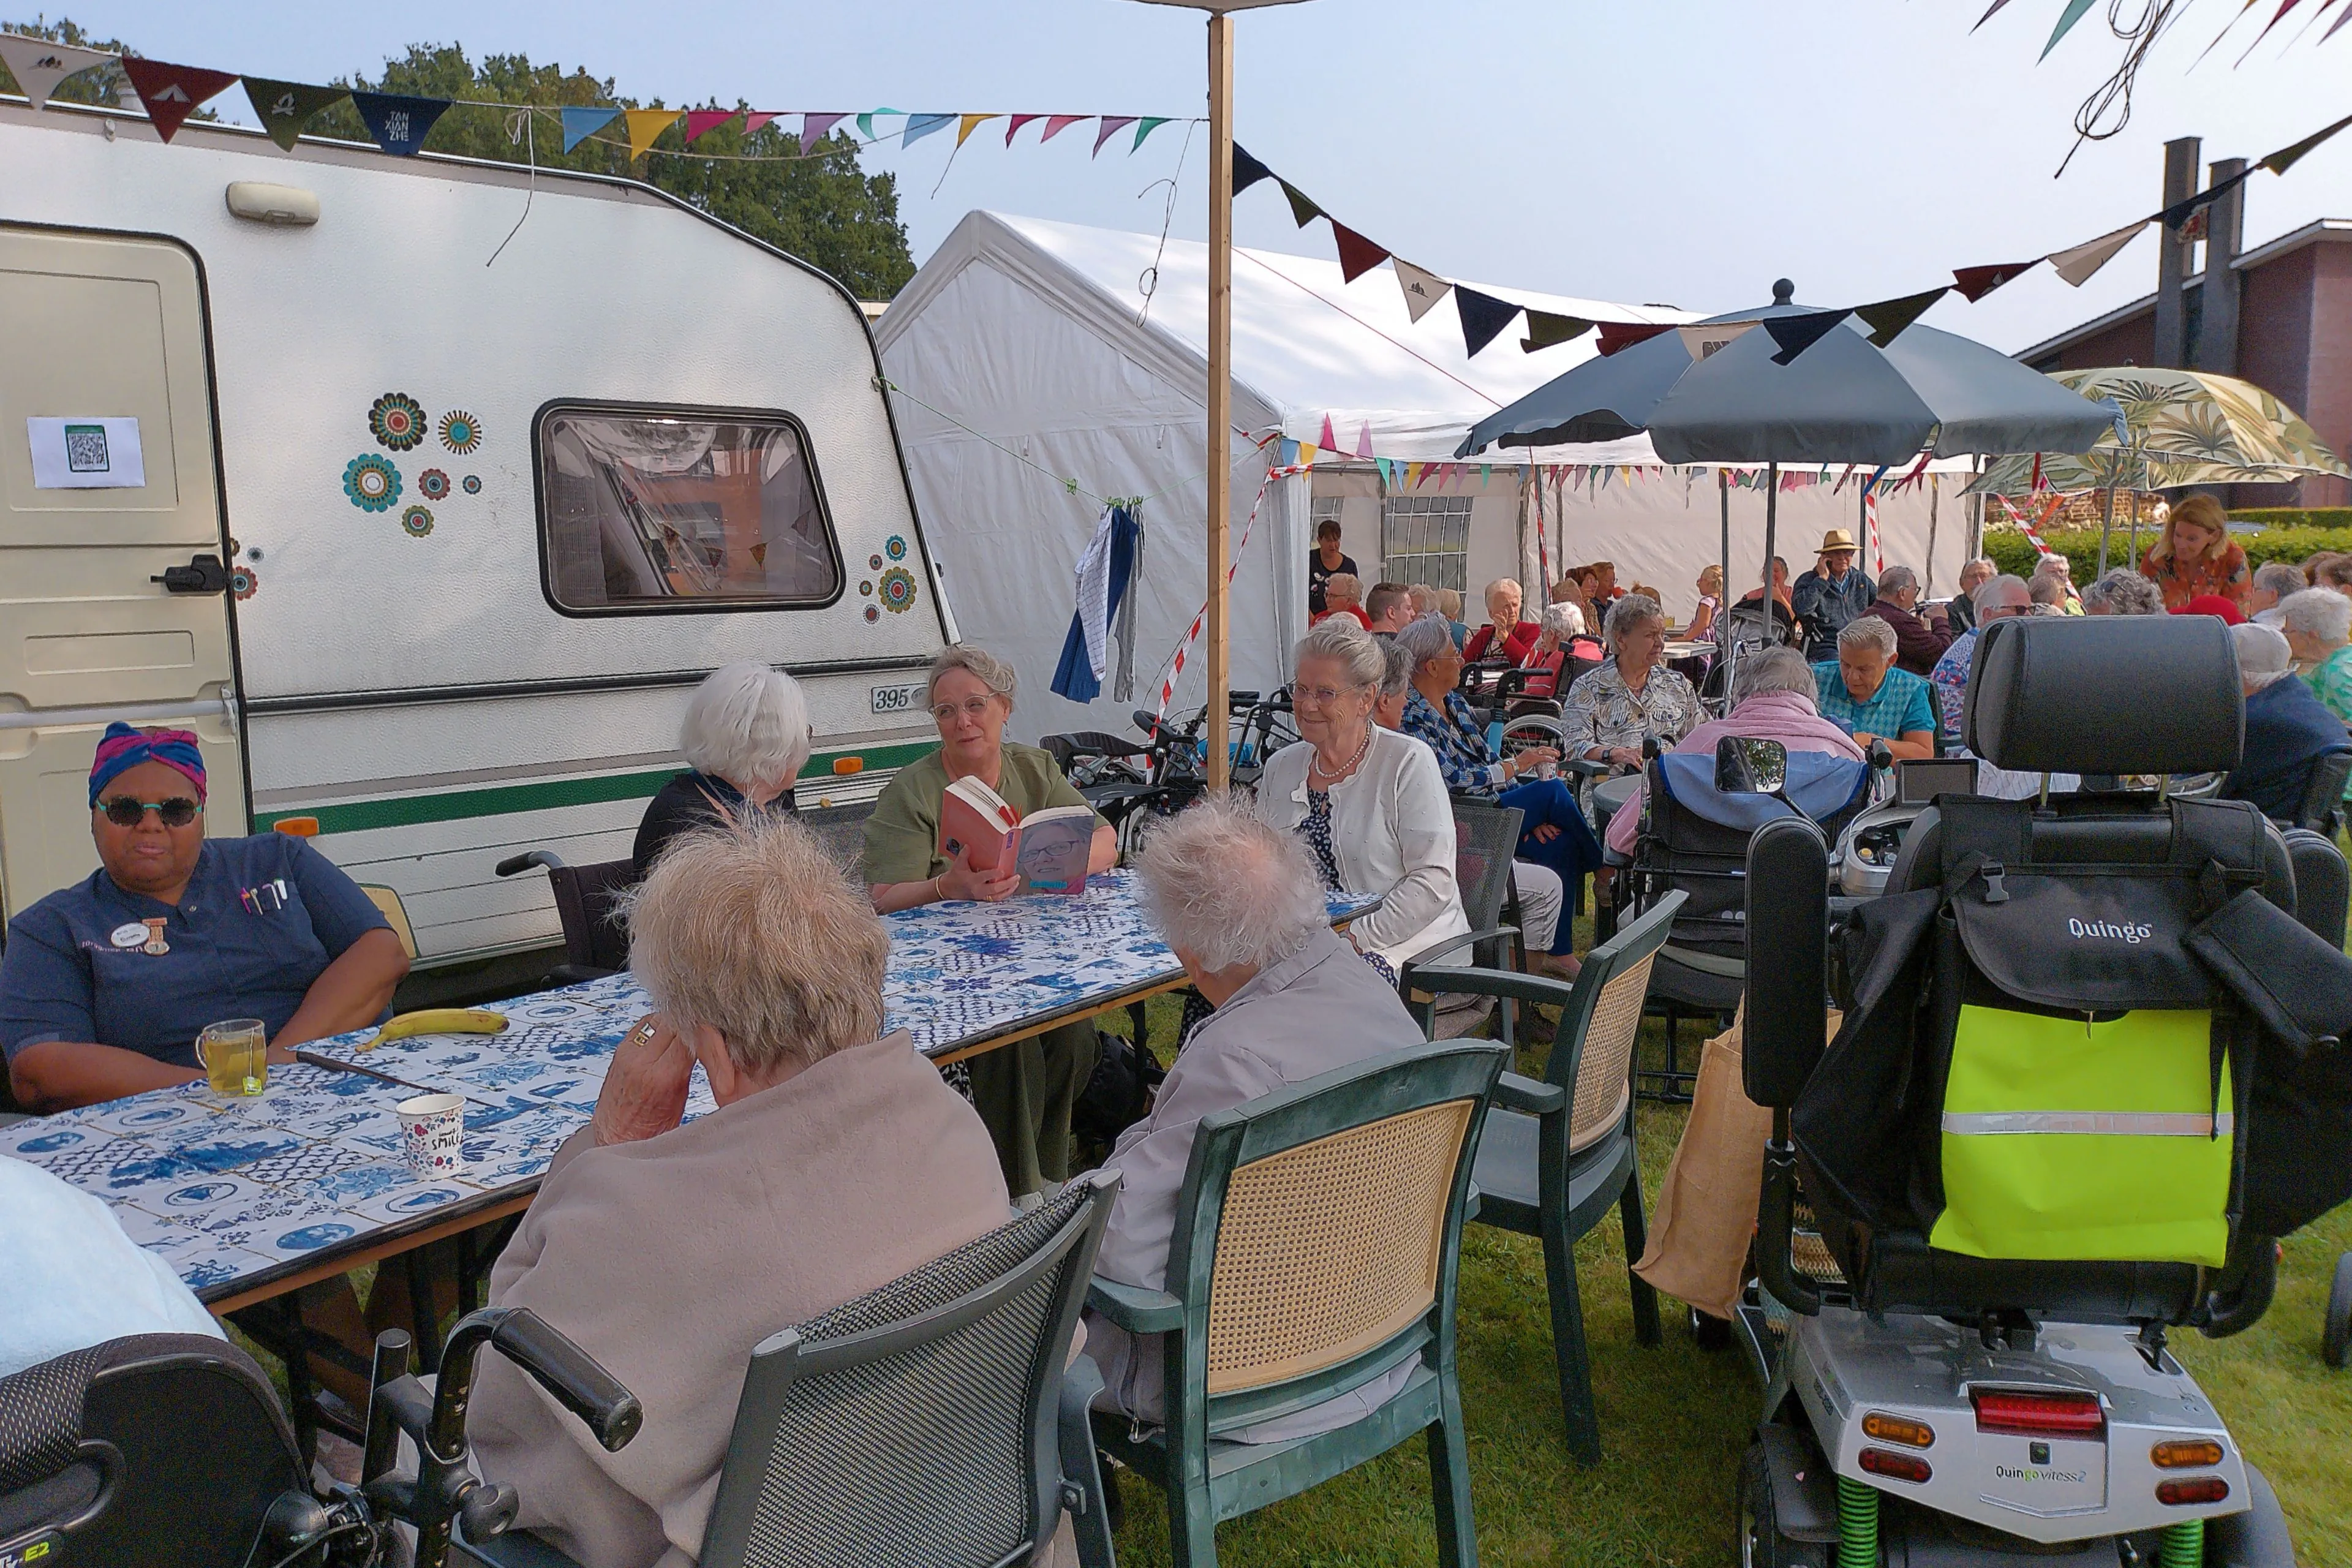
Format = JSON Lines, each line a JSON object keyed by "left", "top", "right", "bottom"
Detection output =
{"left": 1087, "top": 1039, "right": 1507, "bottom": 1568}
{"left": 1398, "top": 889, "right": 1684, "bottom": 1464}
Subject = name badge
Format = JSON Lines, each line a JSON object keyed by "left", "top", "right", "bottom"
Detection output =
{"left": 110, "top": 922, "right": 149, "bottom": 949}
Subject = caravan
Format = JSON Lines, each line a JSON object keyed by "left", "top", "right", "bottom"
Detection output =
{"left": 0, "top": 99, "right": 951, "bottom": 982}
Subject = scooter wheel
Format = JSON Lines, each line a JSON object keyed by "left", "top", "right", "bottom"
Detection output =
{"left": 2326, "top": 1251, "right": 2352, "bottom": 1370}
{"left": 1740, "top": 1443, "right": 1827, "bottom": 1568}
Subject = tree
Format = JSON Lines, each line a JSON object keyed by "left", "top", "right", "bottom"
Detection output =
{"left": 307, "top": 44, "right": 913, "bottom": 298}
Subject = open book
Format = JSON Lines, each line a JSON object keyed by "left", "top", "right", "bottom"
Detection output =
{"left": 937, "top": 776, "right": 1096, "bottom": 895}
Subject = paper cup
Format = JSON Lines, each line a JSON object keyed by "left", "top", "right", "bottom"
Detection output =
{"left": 397, "top": 1093, "right": 466, "bottom": 1180}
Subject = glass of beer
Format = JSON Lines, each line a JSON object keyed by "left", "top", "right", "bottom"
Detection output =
{"left": 198, "top": 1018, "right": 268, "bottom": 1096}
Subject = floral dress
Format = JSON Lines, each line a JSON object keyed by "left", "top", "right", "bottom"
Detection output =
{"left": 1559, "top": 660, "right": 1702, "bottom": 761}
{"left": 2141, "top": 541, "right": 2250, "bottom": 612}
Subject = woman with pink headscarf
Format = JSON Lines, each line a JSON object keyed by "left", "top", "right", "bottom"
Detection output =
{"left": 1, "top": 723, "right": 409, "bottom": 1112}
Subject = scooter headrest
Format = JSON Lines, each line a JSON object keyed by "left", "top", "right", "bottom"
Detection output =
{"left": 1963, "top": 613, "right": 2243, "bottom": 775}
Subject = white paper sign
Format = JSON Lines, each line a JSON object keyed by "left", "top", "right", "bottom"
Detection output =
{"left": 28, "top": 417, "right": 146, "bottom": 489}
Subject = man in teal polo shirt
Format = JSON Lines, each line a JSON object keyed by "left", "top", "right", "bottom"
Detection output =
{"left": 1812, "top": 615, "right": 1937, "bottom": 761}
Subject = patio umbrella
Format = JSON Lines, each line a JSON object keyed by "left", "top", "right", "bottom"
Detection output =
{"left": 1455, "top": 281, "right": 2115, "bottom": 640}
{"left": 1966, "top": 368, "right": 2351, "bottom": 575}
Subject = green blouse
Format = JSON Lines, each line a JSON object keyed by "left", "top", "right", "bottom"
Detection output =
{"left": 860, "top": 742, "right": 1107, "bottom": 884}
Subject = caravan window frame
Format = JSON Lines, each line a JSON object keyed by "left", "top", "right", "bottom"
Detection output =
{"left": 531, "top": 398, "right": 848, "bottom": 619}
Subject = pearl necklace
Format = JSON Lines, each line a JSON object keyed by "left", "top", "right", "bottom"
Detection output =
{"left": 1309, "top": 724, "right": 1373, "bottom": 786}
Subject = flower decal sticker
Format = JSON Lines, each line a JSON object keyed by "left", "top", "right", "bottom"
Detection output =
{"left": 369, "top": 392, "right": 426, "bottom": 451}
{"left": 230, "top": 564, "right": 260, "bottom": 601}
{"left": 344, "top": 454, "right": 401, "bottom": 511}
{"left": 418, "top": 468, "right": 451, "bottom": 500}
{"left": 880, "top": 566, "right": 918, "bottom": 613}
{"left": 439, "top": 410, "right": 483, "bottom": 454}
{"left": 401, "top": 505, "right": 434, "bottom": 538}
{"left": 859, "top": 579, "right": 873, "bottom": 597}
{"left": 869, "top": 552, "right": 885, "bottom": 571}
{"left": 864, "top": 605, "right": 880, "bottom": 623}
{"left": 462, "top": 474, "right": 482, "bottom": 495}
{"left": 886, "top": 534, "right": 908, "bottom": 560}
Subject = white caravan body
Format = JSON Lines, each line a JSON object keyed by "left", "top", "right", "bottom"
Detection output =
{"left": 0, "top": 100, "right": 950, "bottom": 973}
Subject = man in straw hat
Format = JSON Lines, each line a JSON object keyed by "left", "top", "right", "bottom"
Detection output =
{"left": 1792, "top": 527, "right": 1877, "bottom": 663}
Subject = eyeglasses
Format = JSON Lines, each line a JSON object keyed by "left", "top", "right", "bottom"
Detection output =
{"left": 99, "top": 796, "right": 202, "bottom": 827}
{"left": 930, "top": 697, "right": 1000, "bottom": 723}
{"left": 1293, "top": 683, "right": 1370, "bottom": 706}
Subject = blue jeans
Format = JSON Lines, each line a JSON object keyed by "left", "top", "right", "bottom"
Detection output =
{"left": 1499, "top": 777, "right": 1604, "bottom": 949}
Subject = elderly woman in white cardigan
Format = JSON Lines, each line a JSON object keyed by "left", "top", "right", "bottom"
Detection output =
{"left": 1259, "top": 617, "right": 1469, "bottom": 978}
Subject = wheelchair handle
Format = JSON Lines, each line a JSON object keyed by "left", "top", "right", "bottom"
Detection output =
{"left": 489, "top": 1310, "right": 643, "bottom": 1452}
{"left": 494, "top": 850, "right": 564, "bottom": 878}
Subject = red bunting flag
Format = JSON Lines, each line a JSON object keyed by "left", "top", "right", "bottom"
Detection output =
{"left": 1951, "top": 260, "right": 2038, "bottom": 302}
{"left": 742, "top": 112, "right": 777, "bottom": 135}
{"left": 684, "top": 110, "right": 737, "bottom": 142}
{"left": 1596, "top": 321, "right": 1674, "bottom": 357}
{"left": 1041, "top": 114, "right": 1087, "bottom": 142}
{"left": 1319, "top": 413, "right": 1338, "bottom": 451}
{"left": 1330, "top": 222, "right": 1390, "bottom": 284}
{"left": 1005, "top": 113, "right": 1044, "bottom": 145}
{"left": 121, "top": 58, "right": 239, "bottom": 143}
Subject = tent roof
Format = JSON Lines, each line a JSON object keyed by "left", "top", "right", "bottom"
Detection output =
{"left": 876, "top": 211, "right": 1693, "bottom": 458}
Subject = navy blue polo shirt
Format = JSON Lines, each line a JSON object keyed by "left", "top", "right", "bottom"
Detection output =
{"left": 0, "top": 834, "right": 392, "bottom": 1069}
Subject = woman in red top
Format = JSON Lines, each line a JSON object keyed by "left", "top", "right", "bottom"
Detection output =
{"left": 1517, "top": 601, "right": 1605, "bottom": 699}
{"left": 2140, "top": 494, "right": 2250, "bottom": 612}
{"left": 1311, "top": 572, "right": 1372, "bottom": 629}
{"left": 1463, "top": 578, "right": 1540, "bottom": 662}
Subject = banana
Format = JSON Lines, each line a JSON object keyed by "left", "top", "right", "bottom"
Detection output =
{"left": 361, "top": 1007, "right": 511, "bottom": 1051}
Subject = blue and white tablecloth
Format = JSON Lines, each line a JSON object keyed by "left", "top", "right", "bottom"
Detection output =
{"left": 5, "top": 871, "right": 1373, "bottom": 1300}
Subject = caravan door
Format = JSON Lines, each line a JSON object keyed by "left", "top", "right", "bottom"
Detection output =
{"left": 0, "top": 226, "right": 244, "bottom": 922}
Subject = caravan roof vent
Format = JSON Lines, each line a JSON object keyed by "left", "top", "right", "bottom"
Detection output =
{"left": 225, "top": 182, "right": 319, "bottom": 227}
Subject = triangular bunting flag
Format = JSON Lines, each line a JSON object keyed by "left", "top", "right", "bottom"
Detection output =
{"left": 1300, "top": 443, "right": 1318, "bottom": 467}
{"left": 0, "top": 32, "right": 113, "bottom": 111}
{"left": 1005, "top": 113, "right": 1042, "bottom": 145}
{"left": 742, "top": 112, "right": 777, "bottom": 135}
{"left": 1675, "top": 321, "right": 1758, "bottom": 361}
{"left": 1133, "top": 116, "right": 1172, "bottom": 151}
{"left": 1278, "top": 439, "right": 1298, "bottom": 466}
{"left": 1041, "top": 113, "right": 1087, "bottom": 142}
{"left": 562, "top": 105, "right": 622, "bottom": 151}
{"left": 2045, "top": 222, "right": 2145, "bottom": 287}
{"left": 621, "top": 108, "right": 680, "bottom": 160}
{"left": 1231, "top": 143, "right": 1273, "bottom": 196}
{"left": 1480, "top": 464, "right": 1491, "bottom": 487}
{"left": 684, "top": 110, "right": 737, "bottom": 143}
{"left": 1331, "top": 222, "right": 1390, "bottom": 284}
{"left": 2262, "top": 108, "right": 2352, "bottom": 173}
{"left": 1355, "top": 422, "right": 1374, "bottom": 461}
{"left": 956, "top": 113, "right": 998, "bottom": 148}
{"left": 121, "top": 58, "right": 238, "bottom": 143}
{"left": 1596, "top": 321, "right": 1674, "bottom": 357}
{"left": 2327, "top": 3, "right": 2352, "bottom": 43}
{"left": 1971, "top": 0, "right": 2019, "bottom": 29}
{"left": 1093, "top": 116, "right": 1137, "bottom": 156}
{"left": 1454, "top": 287, "right": 1520, "bottom": 358}
{"left": 2040, "top": 0, "right": 2101, "bottom": 57}
{"left": 1278, "top": 179, "right": 1323, "bottom": 228}
{"left": 1318, "top": 413, "right": 1338, "bottom": 450}
{"left": 902, "top": 113, "right": 955, "bottom": 147}
{"left": 801, "top": 112, "right": 848, "bottom": 145}
{"left": 352, "top": 91, "right": 452, "bottom": 157}
{"left": 1405, "top": 462, "right": 1425, "bottom": 489}
{"left": 1768, "top": 310, "right": 1853, "bottom": 364}
{"left": 1392, "top": 258, "right": 1450, "bottom": 323}
{"left": 856, "top": 108, "right": 901, "bottom": 139}
{"left": 1853, "top": 287, "right": 1948, "bottom": 345}
{"left": 1951, "top": 260, "right": 2037, "bottom": 301}
{"left": 1521, "top": 311, "right": 1595, "bottom": 353}
{"left": 241, "top": 78, "right": 347, "bottom": 151}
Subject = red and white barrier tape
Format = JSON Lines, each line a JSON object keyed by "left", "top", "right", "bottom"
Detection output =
{"left": 1154, "top": 462, "right": 1294, "bottom": 722}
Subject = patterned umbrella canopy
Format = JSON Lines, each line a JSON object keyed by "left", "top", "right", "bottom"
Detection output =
{"left": 1970, "top": 367, "right": 2348, "bottom": 495}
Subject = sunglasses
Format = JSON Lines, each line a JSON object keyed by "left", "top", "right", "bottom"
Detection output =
{"left": 99, "top": 796, "right": 203, "bottom": 828}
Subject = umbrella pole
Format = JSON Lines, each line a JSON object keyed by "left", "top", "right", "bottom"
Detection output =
{"left": 1763, "top": 461, "right": 1780, "bottom": 643}
{"left": 1204, "top": 9, "right": 1234, "bottom": 793}
{"left": 1718, "top": 467, "right": 1730, "bottom": 624}
{"left": 2098, "top": 480, "right": 2116, "bottom": 579}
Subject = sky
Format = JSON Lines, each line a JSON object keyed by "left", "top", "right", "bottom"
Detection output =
{"left": 31, "top": 1, "right": 2352, "bottom": 355}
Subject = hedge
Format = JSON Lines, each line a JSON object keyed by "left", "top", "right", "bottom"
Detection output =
{"left": 1981, "top": 524, "right": 2352, "bottom": 586}
{"left": 2228, "top": 507, "right": 2352, "bottom": 531}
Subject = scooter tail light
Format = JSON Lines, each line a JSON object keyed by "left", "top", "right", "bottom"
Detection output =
{"left": 1858, "top": 1448, "right": 1932, "bottom": 1484}
{"left": 2151, "top": 1439, "right": 2225, "bottom": 1469}
{"left": 2157, "top": 1476, "right": 2230, "bottom": 1506}
{"left": 1970, "top": 1389, "right": 2105, "bottom": 1438}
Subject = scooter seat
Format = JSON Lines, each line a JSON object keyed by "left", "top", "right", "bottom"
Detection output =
{"left": 1855, "top": 1227, "right": 2205, "bottom": 1325}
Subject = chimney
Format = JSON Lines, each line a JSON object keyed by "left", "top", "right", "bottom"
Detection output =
{"left": 2193, "top": 156, "right": 2246, "bottom": 376}
{"left": 2152, "top": 137, "right": 2199, "bottom": 368}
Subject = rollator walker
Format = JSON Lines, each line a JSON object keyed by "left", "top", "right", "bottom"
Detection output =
{"left": 1731, "top": 614, "right": 2352, "bottom": 1567}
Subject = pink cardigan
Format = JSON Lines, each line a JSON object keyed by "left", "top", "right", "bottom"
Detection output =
{"left": 1605, "top": 690, "right": 1864, "bottom": 855}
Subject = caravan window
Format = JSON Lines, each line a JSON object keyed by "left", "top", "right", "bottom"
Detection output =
{"left": 537, "top": 407, "right": 843, "bottom": 614}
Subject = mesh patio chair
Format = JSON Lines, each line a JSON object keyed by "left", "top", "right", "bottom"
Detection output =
{"left": 1399, "top": 891, "right": 1683, "bottom": 1464}
{"left": 1087, "top": 1040, "right": 1506, "bottom": 1568}
{"left": 457, "top": 1174, "right": 1121, "bottom": 1568}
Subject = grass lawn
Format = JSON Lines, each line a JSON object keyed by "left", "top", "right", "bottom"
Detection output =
{"left": 1099, "top": 995, "right": 2352, "bottom": 1568}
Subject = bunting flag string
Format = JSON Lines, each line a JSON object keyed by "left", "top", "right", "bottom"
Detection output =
{"left": 0, "top": 32, "right": 113, "bottom": 111}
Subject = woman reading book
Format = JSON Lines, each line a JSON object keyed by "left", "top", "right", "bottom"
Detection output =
{"left": 862, "top": 644, "right": 1118, "bottom": 1199}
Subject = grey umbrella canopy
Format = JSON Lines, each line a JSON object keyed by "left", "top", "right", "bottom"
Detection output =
{"left": 1455, "top": 281, "right": 2116, "bottom": 465}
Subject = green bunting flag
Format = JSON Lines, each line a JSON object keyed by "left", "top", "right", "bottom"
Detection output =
{"left": 2261, "top": 108, "right": 2352, "bottom": 175}
{"left": 1278, "top": 179, "right": 1324, "bottom": 228}
{"left": 1853, "top": 287, "right": 1947, "bottom": 345}
{"left": 1133, "top": 116, "right": 1171, "bottom": 150}
{"left": 241, "top": 78, "right": 348, "bottom": 151}
{"left": 1520, "top": 311, "right": 1594, "bottom": 353}
{"left": 2040, "top": 0, "right": 2101, "bottom": 58}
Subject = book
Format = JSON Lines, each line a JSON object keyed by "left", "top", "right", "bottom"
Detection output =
{"left": 937, "top": 777, "right": 1096, "bottom": 895}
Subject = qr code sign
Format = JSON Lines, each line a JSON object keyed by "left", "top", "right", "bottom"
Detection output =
{"left": 63, "top": 424, "right": 110, "bottom": 473}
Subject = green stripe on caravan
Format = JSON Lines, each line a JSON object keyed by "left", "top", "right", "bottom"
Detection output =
{"left": 251, "top": 743, "right": 937, "bottom": 836}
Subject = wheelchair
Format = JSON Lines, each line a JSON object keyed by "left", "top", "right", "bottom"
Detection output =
{"left": 0, "top": 1308, "right": 638, "bottom": 1568}
{"left": 1731, "top": 614, "right": 2338, "bottom": 1567}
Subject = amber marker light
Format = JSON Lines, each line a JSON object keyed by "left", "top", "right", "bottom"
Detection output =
{"left": 1862, "top": 1412, "right": 1934, "bottom": 1448}
{"left": 2150, "top": 1439, "right": 2225, "bottom": 1470}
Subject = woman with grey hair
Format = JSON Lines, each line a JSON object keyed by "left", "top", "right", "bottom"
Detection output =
{"left": 861, "top": 644, "right": 1118, "bottom": 1197}
{"left": 1561, "top": 592, "right": 1702, "bottom": 772}
{"left": 469, "top": 814, "right": 1011, "bottom": 1567}
{"left": 1518, "top": 598, "right": 1604, "bottom": 701}
{"left": 1085, "top": 798, "right": 1426, "bottom": 1442}
{"left": 2081, "top": 568, "right": 2165, "bottom": 617}
{"left": 1259, "top": 617, "right": 1468, "bottom": 975}
{"left": 2224, "top": 621, "right": 2352, "bottom": 821}
{"left": 633, "top": 662, "right": 812, "bottom": 880}
{"left": 1373, "top": 638, "right": 1414, "bottom": 731}
{"left": 2279, "top": 586, "right": 2352, "bottom": 697}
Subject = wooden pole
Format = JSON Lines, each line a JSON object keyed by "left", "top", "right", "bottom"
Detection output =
{"left": 1205, "top": 10, "right": 1235, "bottom": 792}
